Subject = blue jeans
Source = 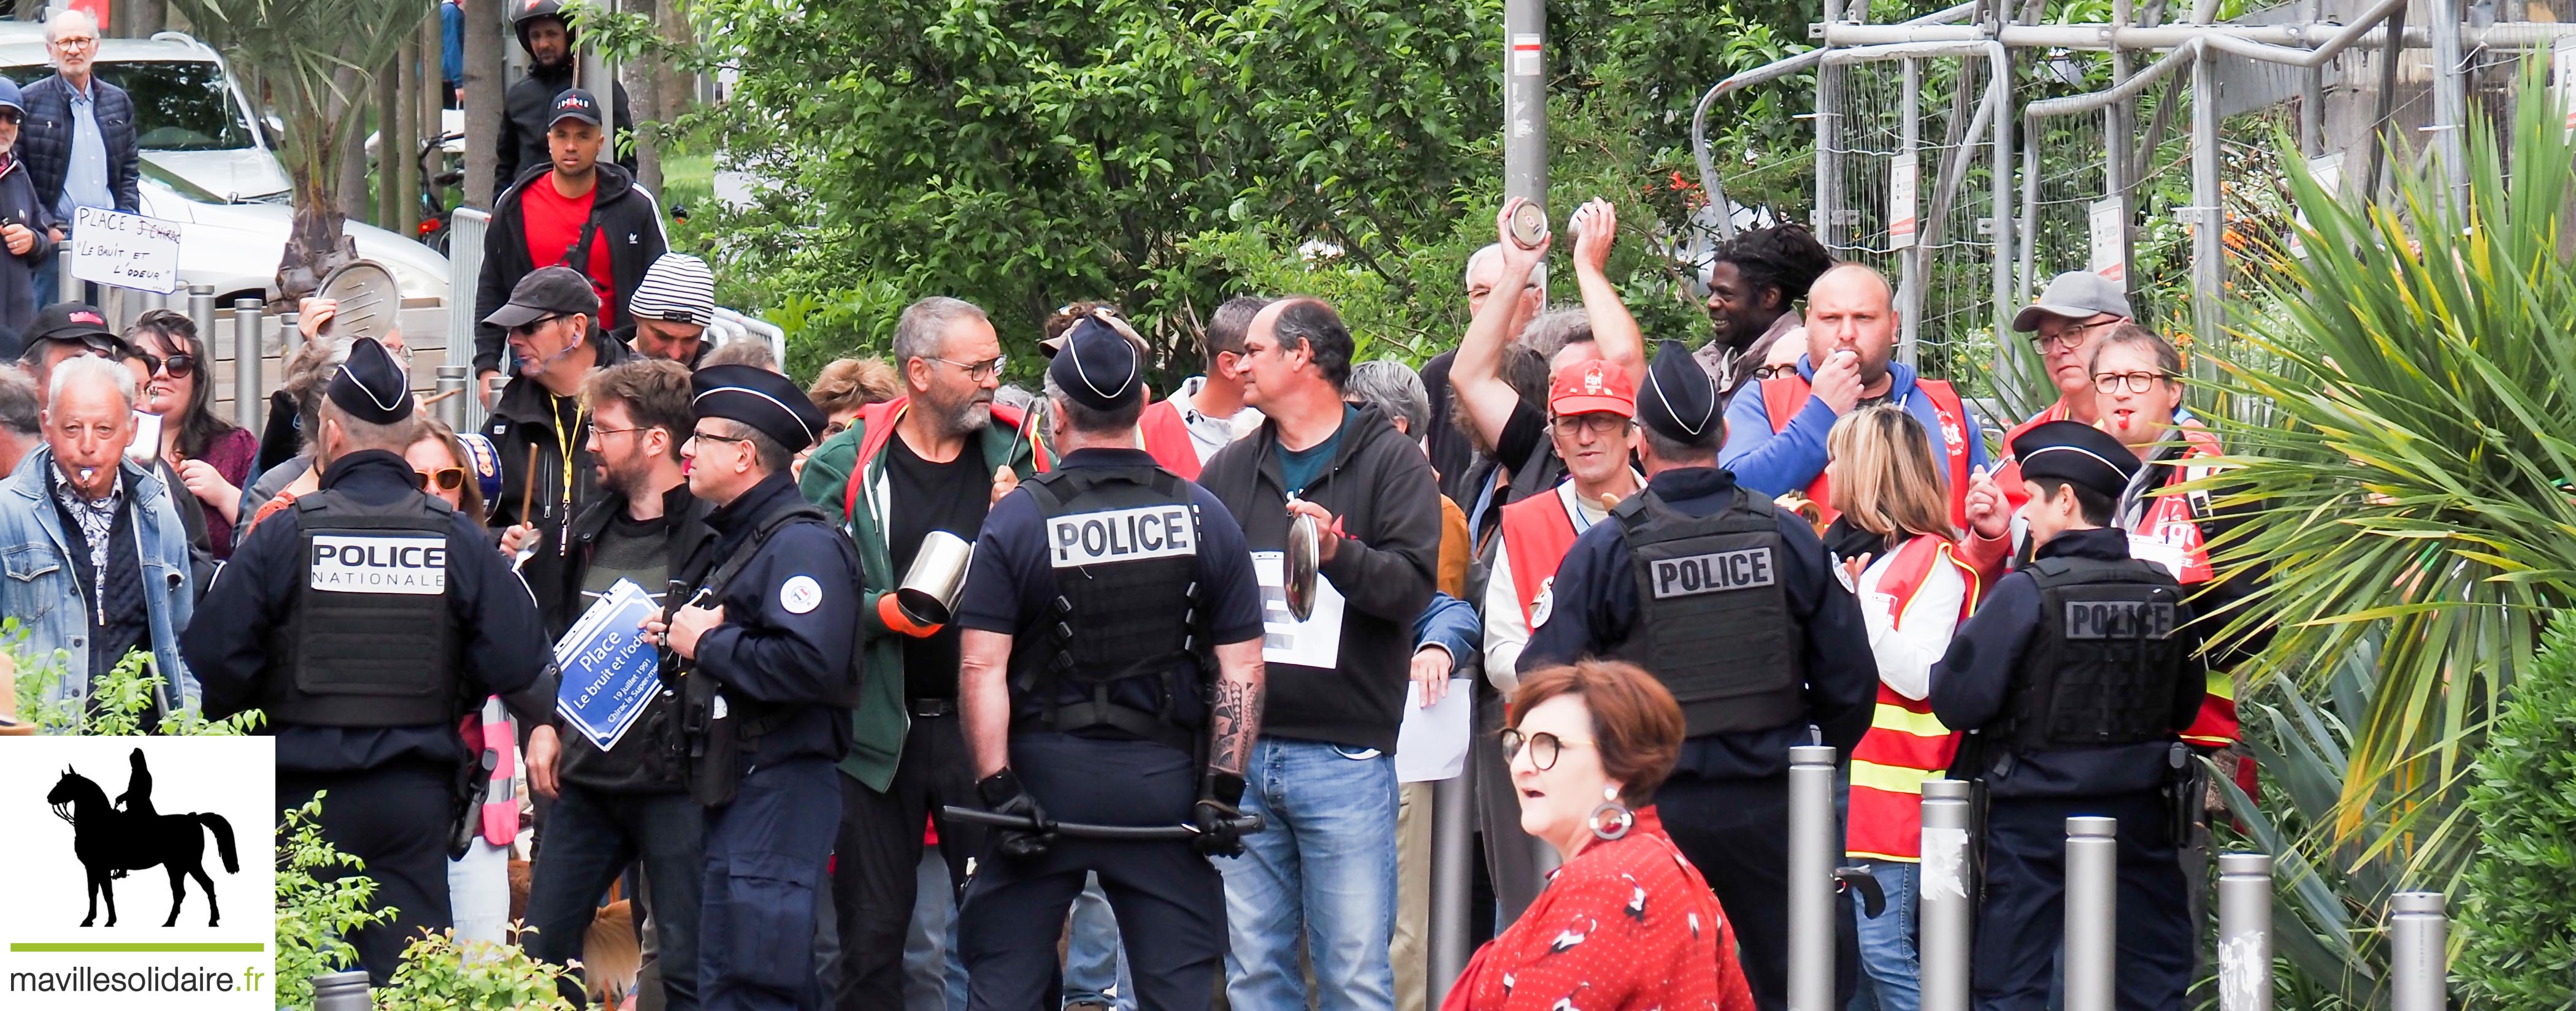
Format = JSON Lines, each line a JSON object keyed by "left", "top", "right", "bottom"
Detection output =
{"left": 1063, "top": 873, "right": 1135, "bottom": 1009}
{"left": 1851, "top": 859, "right": 1922, "bottom": 1011}
{"left": 1217, "top": 738, "right": 1399, "bottom": 1011}
{"left": 902, "top": 847, "right": 968, "bottom": 1011}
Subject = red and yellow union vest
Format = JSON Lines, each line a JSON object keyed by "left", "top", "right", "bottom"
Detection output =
{"left": 1760, "top": 375, "right": 1975, "bottom": 531}
{"left": 1846, "top": 535, "right": 1980, "bottom": 863}
{"left": 2136, "top": 422, "right": 2235, "bottom": 747}
{"left": 1497, "top": 483, "right": 1589, "bottom": 625}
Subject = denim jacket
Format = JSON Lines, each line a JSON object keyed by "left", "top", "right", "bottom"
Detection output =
{"left": 0, "top": 448, "right": 196, "bottom": 714}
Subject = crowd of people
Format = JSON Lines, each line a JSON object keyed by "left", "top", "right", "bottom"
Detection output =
{"left": 0, "top": 10, "right": 2268, "bottom": 1011}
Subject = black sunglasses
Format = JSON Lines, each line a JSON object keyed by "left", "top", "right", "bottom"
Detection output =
{"left": 510, "top": 315, "right": 565, "bottom": 337}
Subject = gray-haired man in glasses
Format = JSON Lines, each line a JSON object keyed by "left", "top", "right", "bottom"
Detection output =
{"left": 1957, "top": 271, "right": 2136, "bottom": 579}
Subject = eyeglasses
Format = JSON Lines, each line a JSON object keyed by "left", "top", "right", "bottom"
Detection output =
{"left": 1500, "top": 728, "right": 1597, "bottom": 772}
{"left": 1549, "top": 413, "right": 1631, "bottom": 437}
{"left": 413, "top": 467, "right": 466, "bottom": 492}
{"left": 1751, "top": 363, "right": 1800, "bottom": 381}
{"left": 510, "top": 315, "right": 564, "bottom": 337}
{"left": 52, "top": 37, "right": 96, "bottom": 50}
{"left": 930, "top": 355, "right": 1007, "bottom": 381}
{"left": 2030, "top": 318, "right": 2119, "bottom": 351}
{"left": 586, "top": 424, "right": 649, "bottom": 440}
{"left": 2092, "top": 370, "right": 2172, "bottom": 395}
{"left": 687, "top": 428, "right": 753, "bottom": 446}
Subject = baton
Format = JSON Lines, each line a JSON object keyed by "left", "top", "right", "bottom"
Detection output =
{"left": 940, "top": 805, "right": 1265, "bottom": 841}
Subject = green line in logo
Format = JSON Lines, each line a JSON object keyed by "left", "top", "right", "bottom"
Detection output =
{"left": 9, "top": 942, "right": 266, "bottom": 953}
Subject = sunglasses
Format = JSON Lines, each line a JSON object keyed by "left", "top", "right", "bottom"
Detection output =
{"left": 413, "top": 467, "right": 467, "bottom": 492}
{"left": 142, "top": 353, "right": 196, "bottom": 379}
{"left": 510, "top": 315, "right": 564, "bottom": 337}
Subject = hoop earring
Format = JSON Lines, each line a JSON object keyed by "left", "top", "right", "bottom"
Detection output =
{"left": 1587, "top": 784, "right": 1632, "bottom": 841}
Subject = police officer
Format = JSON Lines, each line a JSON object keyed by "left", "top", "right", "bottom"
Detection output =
{"left": 1928, "top": 420, "right": 2206, "bottom": 1011}
{"left": 1519, "top": 339, "right": 1876, "bottom": 1011}
{"left": 647, "top": 364, "right": 862, "bottom": 1011}
{"left": 183, "top": 337, "right": 554, "bottom": 985}
{"left": 951, "top": 319, "right": 1268, "bottom": 1011}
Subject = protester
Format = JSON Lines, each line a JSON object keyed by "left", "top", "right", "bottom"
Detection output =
{"left": 518, "top": 359, "right": 711, "bottom": 1010}
{"left": 1957, "top": 272, "right": 2136, "bottom": 578}
{"left": 622, "top": 251, "right": 718, "bottom": 367}
{"left": 796, "top": 296, "right": 1043, "bottom": 1010}
{"left": 698, "top": 339, "right": 780, "bottom": 373}
{"left": 0, "top": 77, "right": 55, "bottom": 339}
{"left": 1750, "top": 327, "right": 1806, "bottom": 383}
{"left": 1422, "top": 240, "right": 1547, "bottom": 504}
{"left": 481, "top": 266, "right": 638, "bottom": 557}
{"left": 497, "top": 0, "right": 637, "bottom": 190}
{"left": 0, "top": 354, "right": 193, "bottom": 716}
{"left": 949, "top": 318, "right": 1268, "bottom": 1011}
{"left": 809, "top": 357, "right": 902, "bottom": 434}
{"left": 1696, "top": 223, "right": 1834, "bottom": 397}
{"left": 1721, "top": 264, "right": 1987, "bottom": 531}
{"left": 20, "top": 8, "right": 139, "bottom": 307}
{"left": 475, "top": 89, "right": 667, "bottom": 405}
{"left": 648, "top": 364, "right": 859, "bottom": 1010}
{"left": 1141, "top": 296, "right": 1268, "bottom": 474}
{"left": 126, "top": 310, "right": 257, "bottom": 559}
{"left": 1822, "top": 406, "right": 1978, "bottom": 1011}
{"left": 410, "top": 417, "right": 488, "bottom": 523}
{"left": 237, "top": 338, "right": 359, "bottom": 540}
{"left": 1195, "top": 297, "right": 1442, "bottom": 1011}
{"left": 1520, "top": 340, "right": 1874, "bottom": 1011}
{"left": 252, "top": 300, "right": 415, "bottom": 475}
{"left": 16, "top": 301, "right": 129, "bottom": 390}
{"left": 0, "top": 366, "right": 36, "bottom": 475}
{"left": 186, "top": 338, "right": 554, "bottom": 985}
{"left": 1447, "top": 660, "right": 1757, "bottom": 1011}
{"left": 1929, "top": 419, "right": 2204, "bottom": 1011}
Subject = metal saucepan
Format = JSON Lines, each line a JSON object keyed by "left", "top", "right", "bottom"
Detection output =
{"left": 896, "top": 530, "right": 975, "bottom": 626}
{"left": 313, "top": 260, "right": 404, "bottom": 345}
{"left": 1285, "top": 510, "right": 1321, "bottom": 622}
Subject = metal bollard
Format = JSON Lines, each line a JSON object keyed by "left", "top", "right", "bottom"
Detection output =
{"left": 280, "top": 313, "right": 302, "bottom": 357}
{"left": 232, "top": 298, "right": 264, "bottom": 432}
{"left": 2064, "top": 817, "right": 2118, "bottom": 1011}
{"left": 436, "top": 365, "right": 470, "bottom": 432}
{"left": 1426, "top": 734, "right": 1474, "bottom": 1007}
{"left": 186, "top": 285, "right": 215, "bottom": 357}
{"left": 310, "top": 969, "right": 372, "bottom": 1011}
{"left": 2388, "top": 891, "right": 2447, "bottom": 1011}
{"left": 1787, "top": 744, "right": 1838, "bottom": 1011}
{"left": 2217, "top": 853, "right": 2273, "bottom": 1011}
{"left": 1918, "top": 780, "right": 1974, "bottom": 1011}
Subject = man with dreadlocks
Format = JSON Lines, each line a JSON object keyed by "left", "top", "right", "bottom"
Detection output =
{"left": 1694, "top": 223, "right": 1837, "bottom": 400}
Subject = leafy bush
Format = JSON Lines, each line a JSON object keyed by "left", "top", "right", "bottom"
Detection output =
{"left": 275, "top": 795, "right": 394, "bottom": 1009}
{"left": 2458, "top": 611, "right": 2576, "bottom": 1009}
{"left": 380, "top": 927, "right": 578, "bottom": 1011}
{"left": 7, "top": 635, "right": 261, "bottom": 737}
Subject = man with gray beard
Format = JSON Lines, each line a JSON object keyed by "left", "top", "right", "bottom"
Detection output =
{"left": 799, "top": 296, "right": 1046, "bottom": 1010}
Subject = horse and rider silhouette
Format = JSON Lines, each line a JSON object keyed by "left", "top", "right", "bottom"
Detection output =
{"left": 44, "top": 749, "right": 239, "bottom": 928}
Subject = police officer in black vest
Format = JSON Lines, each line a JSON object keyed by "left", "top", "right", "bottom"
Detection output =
{"left": 646, "top": 364, "right": 862, "bottom": 1011}
{"left": 951, "top": 319, "right": 1268, "bottom": 1011}
{"left": 184, "top": 337, "right": 554, "bottom": 985}
{"left": 1519, "top": 339, "right": 1876, "bottom": 1011}
{"left": 1930, "top": 419, "right": 2206, "bottom": 1011}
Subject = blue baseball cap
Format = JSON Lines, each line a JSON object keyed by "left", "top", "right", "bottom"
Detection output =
{"left": 0, "top": 78, "right": 26, "bottom": 115}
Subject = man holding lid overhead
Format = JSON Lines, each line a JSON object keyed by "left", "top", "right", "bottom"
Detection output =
{"left": 646, "top": 363, "right": 863, "bottom": 1011}
{"left": 185, "top": 337, "right": 554, "bottom": 985}
{"left": 1519, "top": 339, "right": 1875, "bottom": 1011}
{"left": 1930, "top": 419, "right": 2206, "bottom": 1011}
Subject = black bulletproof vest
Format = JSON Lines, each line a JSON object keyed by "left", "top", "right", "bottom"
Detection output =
{"left": 1607, "top": 486, "right": 1804, "bottom": 736}
{"left": 2004, "top": 555, "right": 2190, "bottom": 750}
{"left": 263, "top": 490, "right": 462, "bottom": 727}
{"left": 1014, "top": 465, "right": 1204, "bottom": 750}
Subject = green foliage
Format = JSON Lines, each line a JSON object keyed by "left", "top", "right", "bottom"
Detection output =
{"left": 275, "top": 795, "right": 394, "bottom": 1010}
{"left": 2458, "top": 611, "right": 2576, "bottom": 1009}
{"left": 9, "top": 633, "right": 262, "bottom": 737}
{"left": 380, "top": 928, "right": 579, "bottom": 1010}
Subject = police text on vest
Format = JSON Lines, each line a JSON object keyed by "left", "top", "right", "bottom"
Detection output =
{"left": 310, "top": 534, "right": 449, "bottom": 594}
{"left": 2061, "top": 600, "right": 2177, "bottom": 639}
{"left": 1049, "top": 506, "right": 1196, "bottom": 568}
{"left": 1649, "top": 547, "right": 1775, "bottom": 598}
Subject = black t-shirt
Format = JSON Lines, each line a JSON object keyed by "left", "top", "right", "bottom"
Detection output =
{"left": 885, "top": 433, "right": 994, "bottom": 700}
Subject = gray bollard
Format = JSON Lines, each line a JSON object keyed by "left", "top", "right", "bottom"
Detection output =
{"left": 2064, "top": 817, "right": 2118, "bottom": 1011}
{"left": 1787, "top": 744, "right": 1838, "bottom": 1011}
{"left": 1918, "top": 780, "right": 1974, "bottom": 1011}
{"left": 280, "top": 313, "right": 302, "bottom": 357}
{"left": 2388, "top": 891, "right": 2447, "bottom": 1011}
{"left": 187, "top": 285, "right": 215, "bottom": 357}
{"left": 437, "top": 365, "right": 470, "bottom": 432}
{"left": 1426, "top": 740, "right": 1474, "bottom": 1008}
{"left": 231, "top": 298, "right": 264, "bottom": 433}
{"left": 2217, "top": 853, "right": 2273, "bottom": 1011}
{"left": 310, "top": 969, "right": 372, "bottom": 1010}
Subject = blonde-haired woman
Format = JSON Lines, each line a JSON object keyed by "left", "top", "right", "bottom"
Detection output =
{"left": 1821, "top": 404, "right": 1979, "bottom": 1011}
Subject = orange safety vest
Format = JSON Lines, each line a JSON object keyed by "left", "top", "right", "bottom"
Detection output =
{"left": 1496, "top": 484, "right": 1589, "bottom": 625}
{"left": 1760, "top": 375, "right": 1975, "bottom": 531}
{"left": 1137, "top": 399, "right": 1202, "bottom": 481}
{"left": 1845, "top": 535, "right": 1980, "bottom": 863}
{"left": 2134, "top": 422, "right": 2234, "bottom": 747}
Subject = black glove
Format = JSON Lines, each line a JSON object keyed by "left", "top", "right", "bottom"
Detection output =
{"left": 1190, "top": 771, "right": 1249, "bottom": 858}
{"left": 976, "top": 769, "right": 1055, "bottom": 861}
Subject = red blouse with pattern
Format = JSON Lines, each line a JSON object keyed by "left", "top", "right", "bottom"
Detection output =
{"left": 1445, "top": 806, "right": 1757, "bottom": 1011}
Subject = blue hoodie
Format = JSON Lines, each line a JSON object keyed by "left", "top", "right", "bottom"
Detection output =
{"left": 1718, "top": 354, "right": 1990, "bottom": 499}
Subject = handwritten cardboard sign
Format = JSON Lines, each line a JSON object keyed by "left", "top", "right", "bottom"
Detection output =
{"left": 70, "top": 206, "right": 184, "bottom": 295}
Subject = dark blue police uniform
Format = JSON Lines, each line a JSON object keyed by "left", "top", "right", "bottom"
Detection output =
{"left": 1930, "top": 525, "right": 2206, "bottom": 1011}
{"left": 951, "top": 446, "right": 1265, "bottom": 1011}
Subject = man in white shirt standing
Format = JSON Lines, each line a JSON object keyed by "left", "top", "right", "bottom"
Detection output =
{"left": 1142, "top": 296, "right": 1268, "bottom": 472}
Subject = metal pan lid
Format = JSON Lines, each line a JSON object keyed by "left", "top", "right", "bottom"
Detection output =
{"left": 314, "top": 260, "right": 404, "bottom": 345}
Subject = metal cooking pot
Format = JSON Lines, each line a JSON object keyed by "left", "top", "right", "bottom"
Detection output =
{"left": 896, "top": 530, "right": 975, "bottom": 626}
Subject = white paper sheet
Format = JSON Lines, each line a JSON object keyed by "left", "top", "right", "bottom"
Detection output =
{"left": 1395, "top": 677, "right": 1474, "bottom": 782}
{"left": 1251, "top": 550, "right": 1344, "bottom": 670}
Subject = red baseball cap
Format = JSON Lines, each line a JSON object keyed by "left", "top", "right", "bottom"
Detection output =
{"left": 1549, "top": 359, "right": 1635, "bottom": 418}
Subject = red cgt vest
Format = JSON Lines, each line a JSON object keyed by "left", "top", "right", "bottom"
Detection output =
{"left": 2136, "top": 422, "right": 2234, "bottom": 747}
{"left": 1846, "top": 535, "right": 1980, "bottom": 862}
{"left": 1138, "top": 399, "right": 1202, "bottom": 481}
{"left": 1760, "top": 375, "right": 1975, "bottom": 531}
{"left": 1497, "top": 484, "right": 1592, "bottom": 625}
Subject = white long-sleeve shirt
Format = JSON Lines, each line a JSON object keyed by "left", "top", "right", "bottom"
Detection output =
{"left": 1852, "top": 544, "right": 1969, "bottom": 700}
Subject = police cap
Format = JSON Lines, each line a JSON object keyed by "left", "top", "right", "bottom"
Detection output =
{"left": 2010, "top": 419, "right": 2139, "bottom": 498}
{"left": 329, "top": 337, "right": 415, "bottom": 424}
{"left": 1636, "top": 338, "right": 1720, "bottom": 444}
{"left": 692, "top": 364, "right": 824, "bottom": 452}
{"left": 1047, "top": 316, "right": 1144, "bottom": 411}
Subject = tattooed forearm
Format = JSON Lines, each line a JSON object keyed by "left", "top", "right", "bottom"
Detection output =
{"left": 1207, "top": 642, "right": 1266, "bottom": 776}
